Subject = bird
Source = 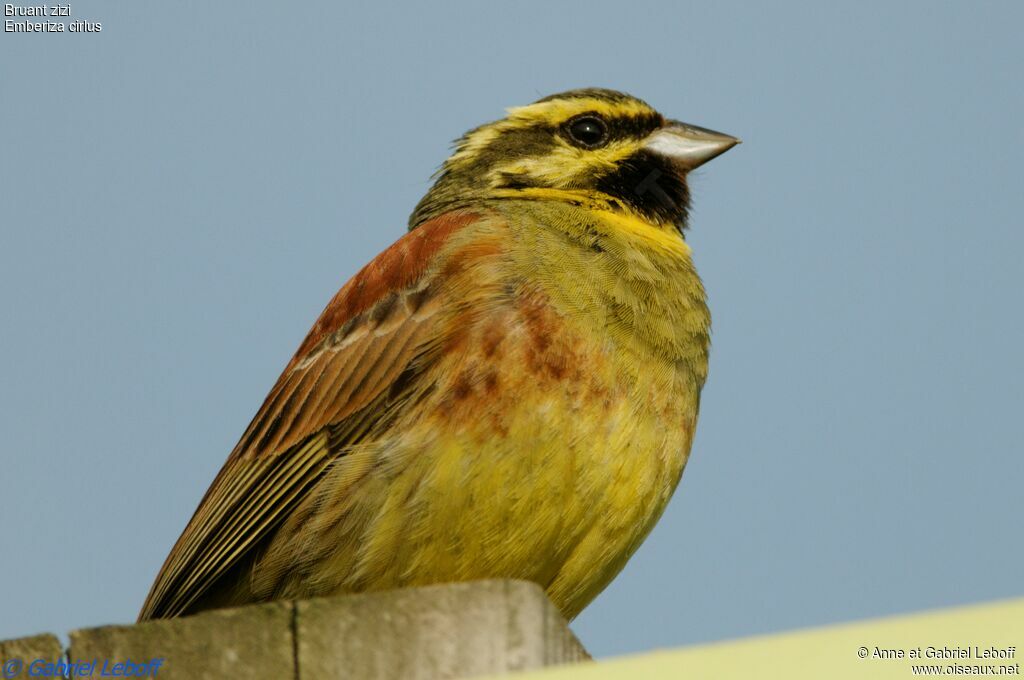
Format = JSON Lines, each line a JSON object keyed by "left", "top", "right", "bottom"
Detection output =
{"left": 139, "top": 88, "right": 739, "bottom": 622}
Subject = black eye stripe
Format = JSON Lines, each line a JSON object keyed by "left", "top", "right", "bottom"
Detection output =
{"left": 557, "top": 112, "right": 664, "bottom": 147}
{"left": 607, "top": 112, "right": 664, "bottom": 138}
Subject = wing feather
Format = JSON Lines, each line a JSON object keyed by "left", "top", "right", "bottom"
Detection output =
{"left": 139, "top": 211, "right": 486, "bottom": 620}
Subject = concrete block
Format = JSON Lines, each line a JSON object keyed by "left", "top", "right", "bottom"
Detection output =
{"left": 0, "top": 634, "right": 64, "bottom": 677}
{"left": 24, "top": 580, "right": 588, "bottom": 679}
{"left": 296, "top": 579, "right": 590, "bottom": 680}
{"left": 69, "top": 600, "right": 295, "bottom": 680}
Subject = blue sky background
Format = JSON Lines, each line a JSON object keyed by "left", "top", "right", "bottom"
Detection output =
{"left": 1, "top": 1, "right": 1021, "bottom": 658}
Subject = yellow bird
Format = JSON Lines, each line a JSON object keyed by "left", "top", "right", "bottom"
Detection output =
{"left": 139, "top": 88, "right": 738, "bottom": 622}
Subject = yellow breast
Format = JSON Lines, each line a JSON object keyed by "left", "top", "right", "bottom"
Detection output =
{"left": 265, "top": 202, "right": 710, "bottom": 619}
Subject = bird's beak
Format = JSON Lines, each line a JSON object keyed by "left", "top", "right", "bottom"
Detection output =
{"left": 643, "top": 121, "right": 740, "bottom": 170}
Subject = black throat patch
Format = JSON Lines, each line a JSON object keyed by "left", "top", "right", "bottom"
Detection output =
{"left": 596, "top": 150, "right": 691, "bottom": 231}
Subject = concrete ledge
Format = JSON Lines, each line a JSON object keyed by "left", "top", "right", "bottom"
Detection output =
{"left": 3, "top": 580, "right": 589, "bottom": 679}
{"left": 70, "top": 600, "right": 295, "bottom": 680}
{"left": 1, "top": 633, "right": 63, "bottom": 674}
{"left": 298, "top": 580, "right": 589, "bottom": 679}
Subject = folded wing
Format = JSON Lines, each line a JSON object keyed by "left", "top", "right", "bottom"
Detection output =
{"left": 138, "top": 211, "right": 487, "bottom": 620}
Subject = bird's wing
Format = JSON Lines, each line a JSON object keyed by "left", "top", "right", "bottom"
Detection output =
{"left": 139, "top": 210, "right": 491, "bottom": 620}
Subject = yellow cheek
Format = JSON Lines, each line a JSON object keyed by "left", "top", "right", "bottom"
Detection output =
{"left": 489, "top": 141, "right": 640, "bottom": 188}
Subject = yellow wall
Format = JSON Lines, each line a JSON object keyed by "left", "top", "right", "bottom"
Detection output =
{"left": 499, "top": 597, "right": 1023, "bottom": 679}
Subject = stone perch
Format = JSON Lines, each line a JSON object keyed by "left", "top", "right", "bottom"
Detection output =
{"left": 1, "top": 580, "right": 590, "bottom": 679}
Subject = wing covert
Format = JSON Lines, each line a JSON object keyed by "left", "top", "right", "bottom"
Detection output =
{"left": 139, "top": 211, "right": 487, "bottom": 620}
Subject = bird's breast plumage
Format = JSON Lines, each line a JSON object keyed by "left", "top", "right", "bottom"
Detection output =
{"left": 253, "top": 203, "right": 710, "bottom": 618}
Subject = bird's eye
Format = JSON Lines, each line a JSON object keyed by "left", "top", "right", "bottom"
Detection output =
{"left": 565, "top": 115, "right": 609, "bottom": 149}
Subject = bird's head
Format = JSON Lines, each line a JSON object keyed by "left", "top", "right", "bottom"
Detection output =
{"left": 410, "top": 88, "right": 738, "bottom": 233}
